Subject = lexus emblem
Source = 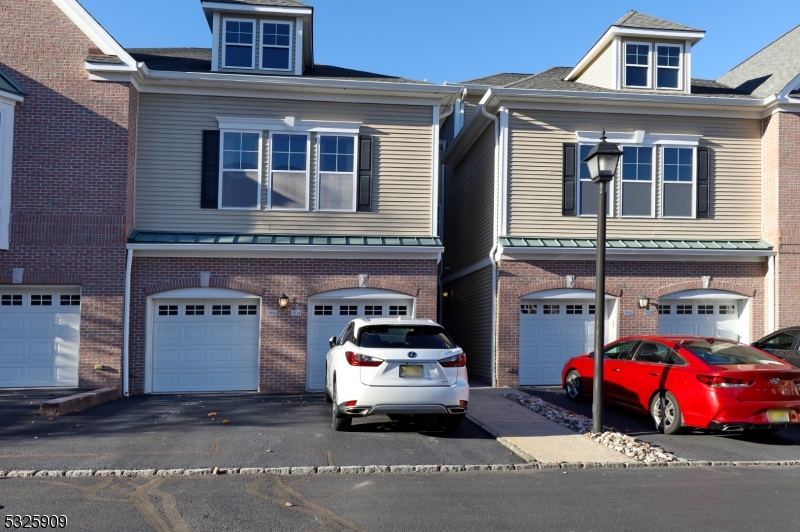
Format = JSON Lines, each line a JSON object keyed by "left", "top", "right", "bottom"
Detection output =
{"left": 407, "top": 352, "right": 418, "bottom": 359}
{"left": 771, "top": 378, "right": 782, "bottom": 385}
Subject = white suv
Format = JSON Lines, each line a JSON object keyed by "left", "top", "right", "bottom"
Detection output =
{"left": 325, "top": 318, "right": 469, "bottom": 431}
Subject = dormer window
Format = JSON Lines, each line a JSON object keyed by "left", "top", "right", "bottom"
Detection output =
{"left": 624, "top": 43, "right": 651, "bottom": 88}
{"left": 656, "top": 45, "right": 682, "bottom": 89}
{"left": 224, "top": 19, "right": 255, "bottom": 69}
{"left": 261, "top": 21, "right": 292, "bottom": 71}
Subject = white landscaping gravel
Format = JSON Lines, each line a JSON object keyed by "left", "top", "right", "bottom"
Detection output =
{"left": 505, "top": 391, "right": 684, "bottom": 464}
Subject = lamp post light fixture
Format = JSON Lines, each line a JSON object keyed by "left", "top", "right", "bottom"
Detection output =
{"left": 637, "top": 295, "right": 651, "bottom": 309}
{"left": 582, "top": 130, "right": 623, "bottom": 434}
{"left": 278, "top": 293, "right": 290, "bottom": 309}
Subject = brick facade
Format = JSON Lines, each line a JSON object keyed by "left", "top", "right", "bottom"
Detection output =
{"left": 0, "top": 0, "right": 137, "bottom": 388}
{"left": 494, "top": 259, "right": 767, "bottom": 387}
{"left": 128, "top": 257, "right": 438, "bottom": 395}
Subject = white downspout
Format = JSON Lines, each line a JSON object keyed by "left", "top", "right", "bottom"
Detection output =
{"left": 768, "top": 254, "right": 776, "bottom": 332}
{"left": 480, "top": 105, "right": 501, "bottom": 387}
{"left": 123, "top": 248, "right": 132, "bottom": 396}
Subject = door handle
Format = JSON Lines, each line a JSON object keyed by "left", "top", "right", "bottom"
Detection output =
{"left": 648, "top": 372, "right": 661, "bottom": 377}
{"left": 612, "top": 368, "right": 621, "bottom": 372}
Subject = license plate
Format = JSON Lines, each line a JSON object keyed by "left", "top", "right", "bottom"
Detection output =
{"left": 399, "top": 365, "right": 423, "bottom": 378}
{"left": 767, "top": 409, "right": 791, "bottom": 423}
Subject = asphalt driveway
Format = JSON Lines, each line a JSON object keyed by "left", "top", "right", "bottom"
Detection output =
{"left": 0, "top": 392, "right": 522, "bottom": 471}
{"left": 520, "top": 386, "right": 800, "bottom": 462}
{"left": 0, "top": 388, "right": 83, "bottom": 430}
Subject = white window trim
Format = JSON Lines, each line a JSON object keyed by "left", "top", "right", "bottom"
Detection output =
{"left": 217, "top": 116, "right": 361, "bottom": 134}
{"left": 315, "top": 134, "right": 358, "bottom": 213}
{"left": 655, "top": 43, "right": 683, "bottom": 91}
{"left": 218, "top": 130, "right": 263, "bottom": 211}
{"left": 660, "top": 145, "right": 697, "bottom": 219}
{"left": 222, "top": 17, "right": 256, "bottom": 70}
{"left": 268, "top": 131, "right": 310, "bottom": 211}
{"left": 259, "top": 19, "right": 293, "bottom": 72}
{"left": 577, "top": 142, "right": 615, "bottom": 218}
{"left": 0, "top": 102, "right": 14, "bottom": 250}
{"left": 619, "top": 144, "right": 656, "bottom": 218}
{"left": 623, "top": 41, "right": 652, "bottom": 89}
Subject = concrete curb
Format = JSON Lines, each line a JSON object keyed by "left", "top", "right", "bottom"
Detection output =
{"left": 465, "top": 413, "right": 538, "bottom": 463}
{"left": 2, "top": 461, "right": 798, "bottom": 480}
{"left": 39, "top": 387, "right": 121, "bottom": 416}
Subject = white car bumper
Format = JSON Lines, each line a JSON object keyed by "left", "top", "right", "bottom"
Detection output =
{"left": 338, "top": 378, "right": 469, "bottom": 417}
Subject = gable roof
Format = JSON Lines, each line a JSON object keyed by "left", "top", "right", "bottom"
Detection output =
{"left": 127, "top": 48, "right": 427, "bottom": 84}
{"left": 207, "top": 0, "right": 311, "bottom": 6}
{"left": 613, "top": 10, "right": 701, "bottom": 32}
{"left": 0, "top": 64, "right": 27, "bottom": 98}
{"left": 717, "top": 25, "right": 800, "bottom": 99}
{"left": 461, "top": 67, "right": 752, "bottom": 99}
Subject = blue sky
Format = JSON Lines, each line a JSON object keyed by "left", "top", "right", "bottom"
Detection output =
{"left": 80, "top": 0, "right": 800, "bottom": 84}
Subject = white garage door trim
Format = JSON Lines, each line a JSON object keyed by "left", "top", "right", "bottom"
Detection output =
{"left": 306, "top": 288, "right": 415, "bottom": 391}
{"left": 0, "top": 286, "right": 81, "bottom": 388}
{"left": 519, "top": 289, "right": 618, "bottom": 386}
{"left": 145, "top": 288, "right": 261, "bottom": 394}
{"left": 658, "top": 289, "right": 751, "bottom": 343}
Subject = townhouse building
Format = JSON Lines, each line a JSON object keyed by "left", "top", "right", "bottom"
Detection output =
{"left": 0, "top": 0, "right": 459, "bottom": 394}
{"left": 440, "top": 12, "right": 800, "bottom": 387}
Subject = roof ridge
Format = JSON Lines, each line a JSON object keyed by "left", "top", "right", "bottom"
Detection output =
{"left": 614, "top": 10, "right": 638, "bottom": 26}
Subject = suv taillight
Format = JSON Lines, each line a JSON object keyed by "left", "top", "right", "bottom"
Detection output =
{"left": 697, "top": 375, "right": 754, "bottom": 388}
{"left": 345, "top": 351, "right": 383, "bottom": 367}
{"left": 439, "top": 353, "right": 467, "bottom": 367}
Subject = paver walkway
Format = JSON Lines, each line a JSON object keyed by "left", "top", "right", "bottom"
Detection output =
{"left": 467, "top": 386, "right": 629, "bottom": 463}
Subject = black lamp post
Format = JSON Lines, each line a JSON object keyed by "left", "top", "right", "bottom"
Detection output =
{"left": 582, "top": 130, "right": 623, "bottom": 434}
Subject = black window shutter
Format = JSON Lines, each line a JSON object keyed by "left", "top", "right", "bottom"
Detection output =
{"left": 562, "top": 143, "right": 577, "bottom": 216}
{"left": 357, "top": 135, "right": 373, "bottom": 212}
{"left": 697, "top": 146, "right": 710, "bottom": 218}
{"left": 201, "top": 130, "right": 220, "bottom": 209}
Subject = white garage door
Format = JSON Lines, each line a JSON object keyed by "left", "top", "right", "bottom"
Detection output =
{"left": 0, "top": 287, "right": 81, "bottom": 388}
{"left": 658, "top": 300, "right": 740, "bottom": 341}
{"left": 151, "top": 298, "right": 259, "bottom": 393}
{"left": 307, "top": 291, "right": 414, "bottom": 391}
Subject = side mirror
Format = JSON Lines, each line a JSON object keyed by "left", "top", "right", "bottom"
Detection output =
{"left": 328, "top": 336, "right": 337, "bottom": 348}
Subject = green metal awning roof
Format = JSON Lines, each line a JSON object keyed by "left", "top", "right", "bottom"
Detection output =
{"left": 499, "top": 237, "right": 773, "bottom": 251}
{"left": 0, "top": 65, "right": 27, "bottom": 98}
{"left": 128, "top": 231, "right": 442, "bottom": 247}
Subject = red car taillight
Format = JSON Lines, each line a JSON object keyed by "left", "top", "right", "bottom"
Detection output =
{"left": 345, "top": 351, "right": 383, "bottom": 367}
{"left": 440, "top": 353, "right": 467, "bottom": 367}
{"left": 697, "top": 375, "right": 754, "bottom": 388}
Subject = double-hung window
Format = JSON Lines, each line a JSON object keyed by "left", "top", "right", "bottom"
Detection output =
{"left": 578, "top": 144, "right": 613, "bottom": 216}
{"left": 261, "top": 21, "right": 292, "bottom": 71}
{"left": 662, "top": 147, "right": 695, "bottom": 217}
{"left": 656, "top": 45, "right": 682, "bottom": 89}
{"left": 620, "top": 146, "right": 654, "bottom": 217}
{"left": 317, "top": 135, "right": 356, "bottom": 211}
{"left": 624, "top": 43, "right": 651, "bottom": 88}
{"left": 223, "top": 20, "right": 255, "bottom": 69}
{"left": 269, "top": 133, "right": 309, "bottom": 210}
{"left": 220, "top": 132, "right": 261, "bottom": 209}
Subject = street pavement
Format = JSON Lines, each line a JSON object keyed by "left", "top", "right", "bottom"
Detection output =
{"left": 1, "top": 467, "right": 799, "bottom": 531}
{"left": 520, "top": 386, "right": 800, "bottom": 462}
{"left": 0, "top": 392, "right": 521, "bottom": 471}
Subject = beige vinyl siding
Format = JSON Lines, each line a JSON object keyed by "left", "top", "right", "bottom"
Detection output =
{"left": 507, "top": 110, "right": 762, "bottom": 240}
{"left": 442, "top": 125, "right": 495, "bottom": 272}
{"left": 218, "top": 14, "right": 296, "bottom": 74}
{"left": 135, "top": 93, "right": 433, "bottom": 235}
{"left": 575, "top": 42, "right": 615, "bottom": 90}
{"left": 443, "top": 265, "right": 493, "bottom": 383}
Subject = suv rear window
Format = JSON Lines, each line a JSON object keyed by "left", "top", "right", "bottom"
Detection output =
{"left": 357, "top": 325, "right": 455, "bottom": 349}
{"left": 682, "top": 340, "right": 785, "bottom": 366}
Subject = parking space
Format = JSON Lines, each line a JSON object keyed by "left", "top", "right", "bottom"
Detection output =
{"left": 520, "top": 386, "right": 800, "bottom": 462}
{"left": 0, "top": 392, "right": 522, "bottom": 471}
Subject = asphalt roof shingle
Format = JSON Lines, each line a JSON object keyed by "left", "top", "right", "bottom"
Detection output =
{"left": 127, "top": 48, "right": 425, "bottom": 83}
{"left": 613, "top": 10, "right": 702, "bottom": 32}
{"left": 717, "top": 25, "right": 800, "bottom": 98}
{"left": 205, "top": 0, "right": 311, "bottom": 8}
{"left": 0, "top": 64, "right": 27, "bottom": 97}
{"left": 459, "top": 73, "right": 535, "bottom": 87}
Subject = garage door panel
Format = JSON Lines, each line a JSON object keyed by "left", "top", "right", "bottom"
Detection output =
{"left": 0, "top": 343, "right": 23, "bottom": 356}
{"left": 29, "top": 317, "right": 56, "bottom": 332}
{"left": 151, "top": 298, "right": 259, "bottom": 393}
{"left": 540, "top": 346, "right": 562, "bottom": 359}
{"left": 56, "top": 366, "right": 78, "bottom": 384}
{"left": 0, "top": 317, "right": 24, "bottom": 332}
{"left": 27, "top": 366, "right": 53, "bottom": 382}
{"left": 1, "top": 368, "right": 23, "bottom": 385}
{"left": 28, "top": 342, "right": 54, "bottom": 358}
{"left": 658, "top": 300, "right": 741, "bottom": 342}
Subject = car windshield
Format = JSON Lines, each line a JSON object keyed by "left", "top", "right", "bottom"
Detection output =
{"left": 357, "top": 325, "right": 455, "bottom": 349}
{"left": 682, "top": 339, "right": 785, "bottom": 366}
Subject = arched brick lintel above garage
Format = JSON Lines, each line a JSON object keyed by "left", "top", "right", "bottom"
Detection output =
{"left": 511, "top": 278, "right": 623, "bottom": 300}
{"left": 656, "top": 280, "right": 756, "bottom": 298}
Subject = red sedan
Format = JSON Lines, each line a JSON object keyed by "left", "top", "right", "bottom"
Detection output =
{"left": 561, "top": 335, "right": 800, "bottom": 434}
